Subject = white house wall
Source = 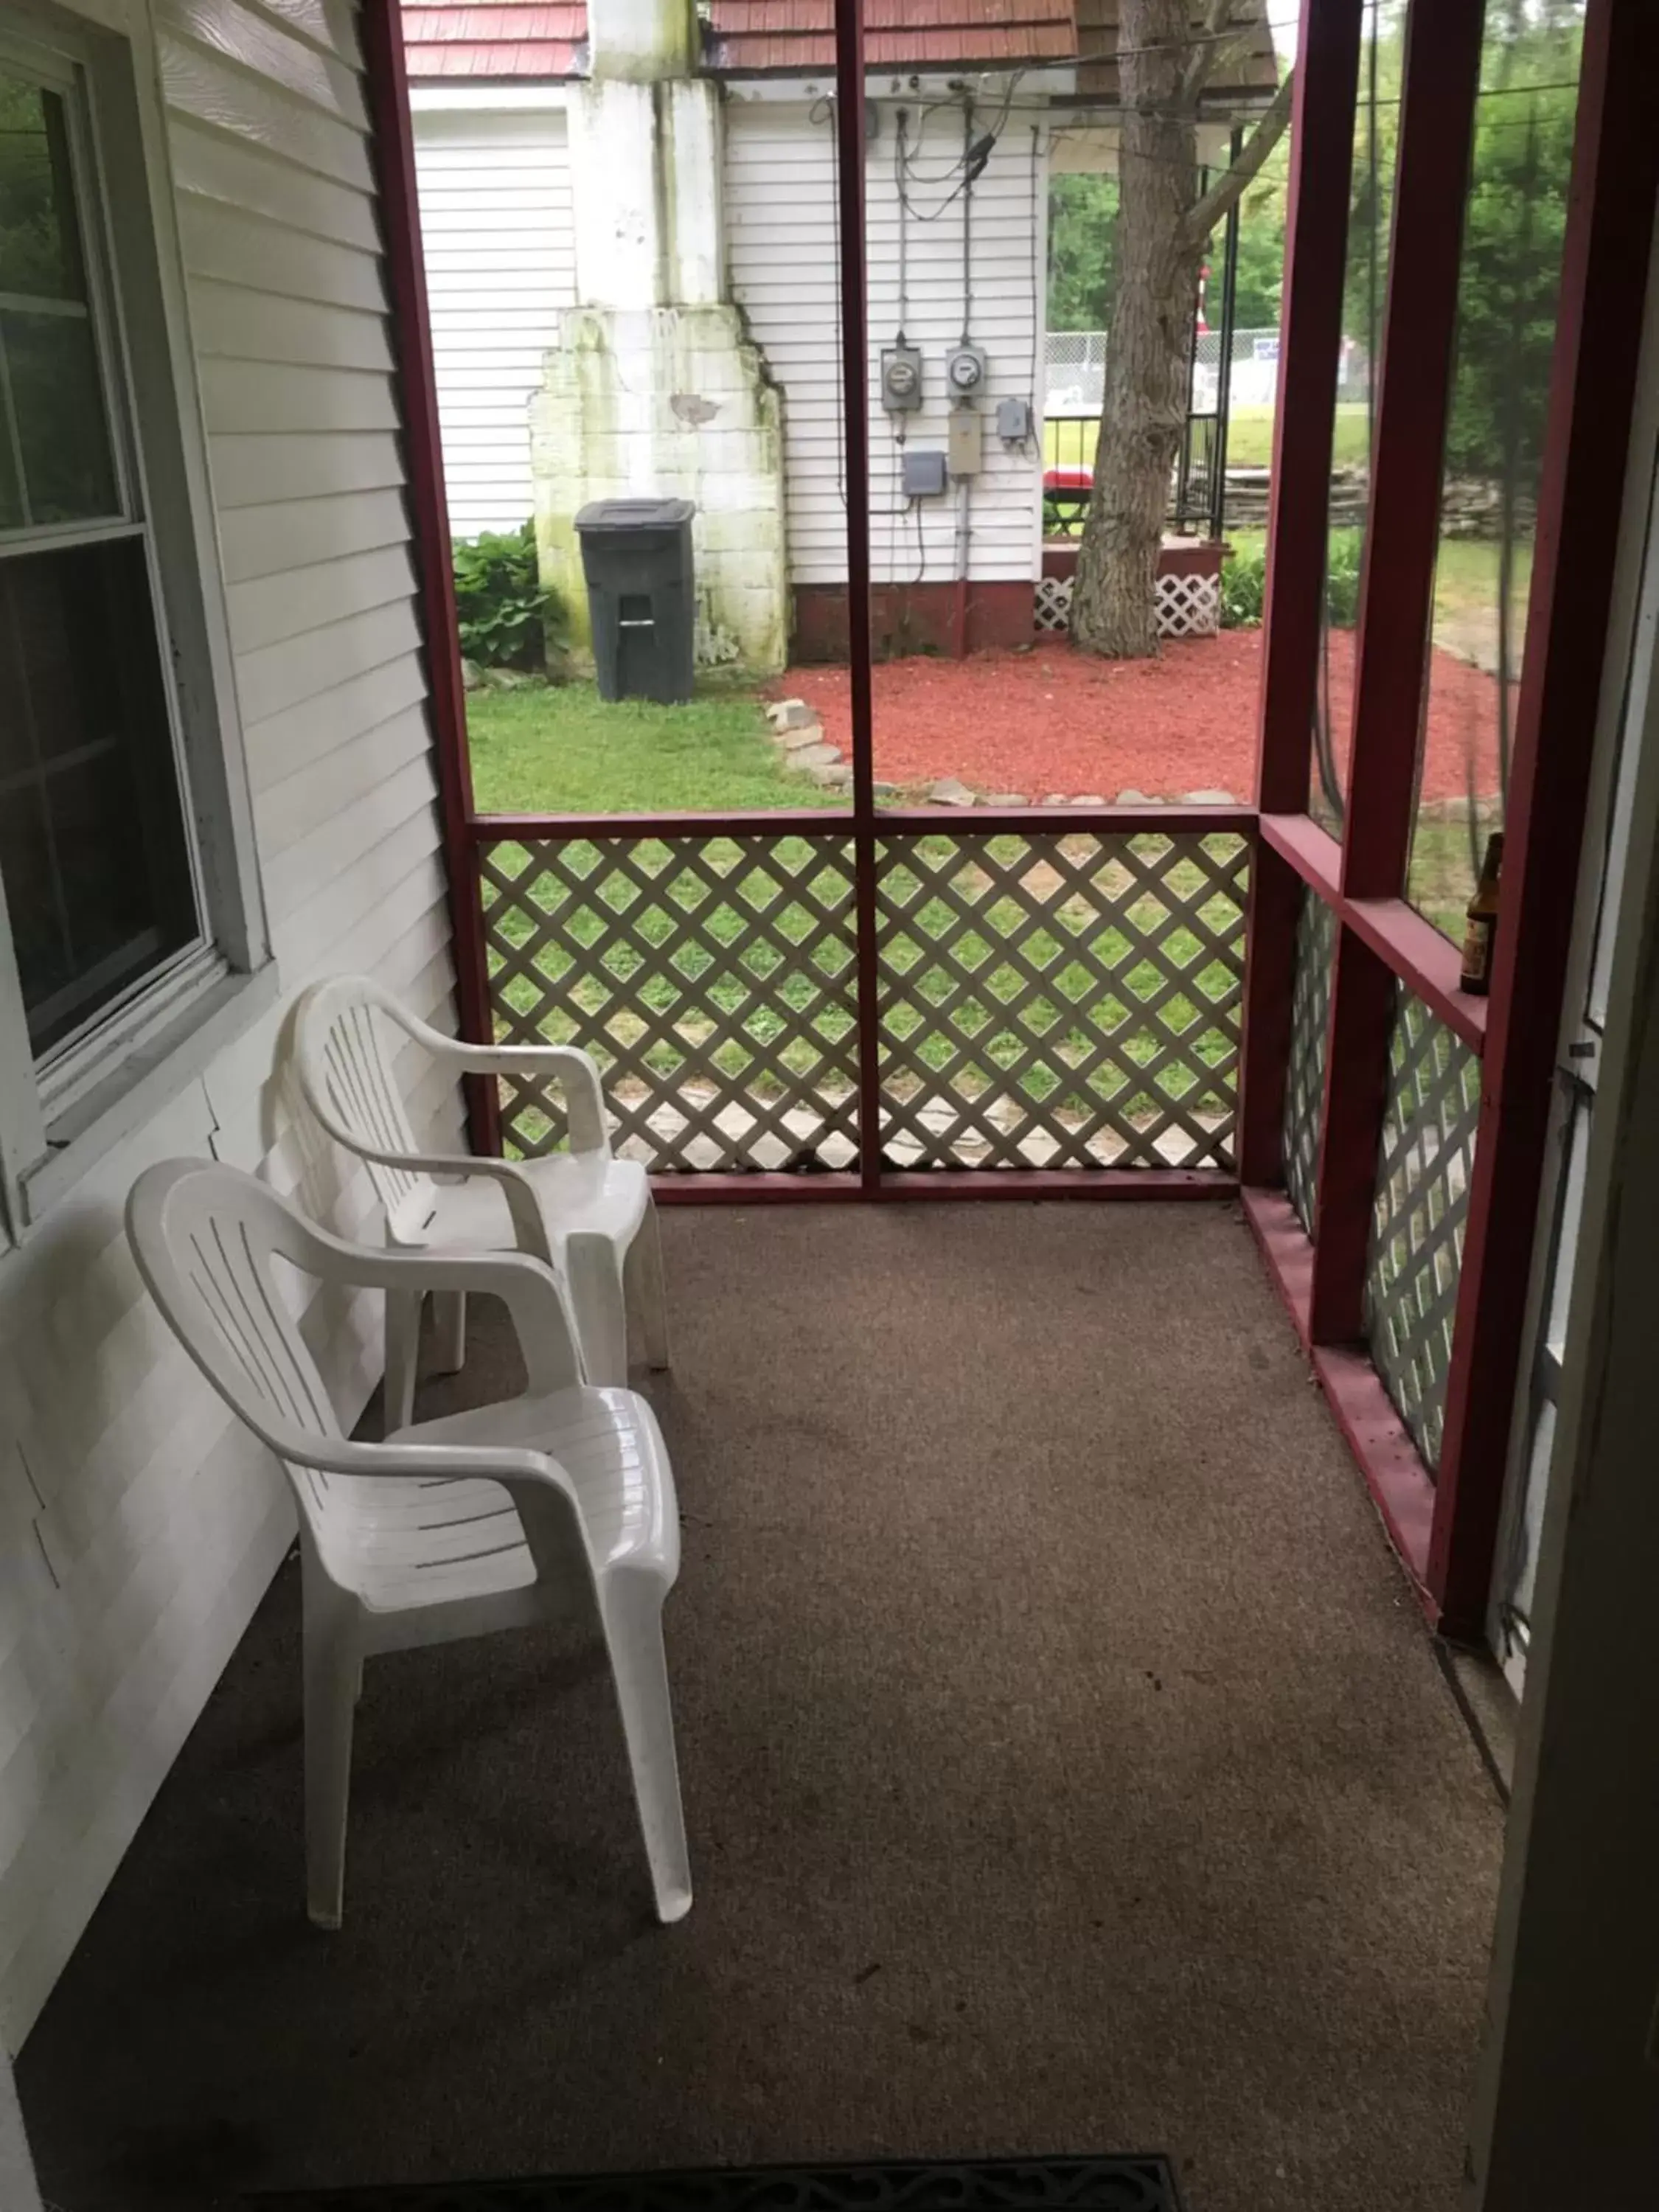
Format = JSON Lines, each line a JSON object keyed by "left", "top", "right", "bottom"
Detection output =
{"left": 0, "top": 0, "right": 459, "bottom": 2042}
{"left": 724, "top": 97, "right": 1048, "bottom": 589}
{"left": 407, "top": 90, "right": 1048, "bottom": 588}
{"left": 414, "top": 105, "right": 577, "bottom": 538}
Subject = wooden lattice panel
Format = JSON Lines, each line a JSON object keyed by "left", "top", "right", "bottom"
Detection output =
{"left": 874, "top": 830, "right": 1248, "bottom": 1169}
{"left": 1029, "top": 571, "right": 1222, "bottom": 640}
{"left": 1155, "top": 571, "right": 1222, "bottom": 637}
{"left": 1034, "top": 575, "right": 1071, "bottom": 633}
{"left": 480, "top": 835, "right": 860, "bottom": 1173}
{"left": 1281, "top": 889, "right": 1336, "bottom": 1234}
{"left": 1363, "top": 987, "right": 1483, "bottom": 1472}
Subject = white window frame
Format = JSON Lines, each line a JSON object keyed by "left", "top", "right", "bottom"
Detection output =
{"left": 0, "top": 0, "right": 274, "bottom": 1240}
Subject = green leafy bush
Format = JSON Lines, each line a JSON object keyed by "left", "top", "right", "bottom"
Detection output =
{"left": 1323, "top": 528, "right": 1363, "bottom": 628}
{"left": 1220, "top": 529, "right": 1365, "bottom": 631}
{"left": 453, "top": 521, "right": 564, "bottom": 671}
{"left": 1220, "top": 540, "right": 1267, "bottom": 628}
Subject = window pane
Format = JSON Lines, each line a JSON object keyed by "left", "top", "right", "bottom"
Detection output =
{"left": 0, "top": 67, "right": 116, "bottom": 529}
{"left": 1408, "top": 1, "right": 1586, "bottom": 939}
{"left": 0, "top": 538, "right": 198, "bottom": 1054}
{"left": 0, "top": 72, "right": 87, "bottom": 302}
{"left": 0, "top": 414, "right": 19, "bottom": 531}
{"left": 4, "top": 306, "right": 117, "bottom": 522}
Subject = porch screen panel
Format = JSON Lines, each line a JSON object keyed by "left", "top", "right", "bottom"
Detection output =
{"left": 874, "top": 829, "right": 1247, "bottom": 1169}
{"left": 1308, "top": 0, "right": 1406, "bottom": 840}
{"left": 1408, "top": 1, "right": 1587, "bottom": 938}
{"left": 1363, "top": 984, "right": 1482, "bottom": 1471}
{"left": 1281, "top": 887, "right": 1336, "bottom": 1235}
{"left": 480, "top": 834, "right": 860, "bottom": 1172}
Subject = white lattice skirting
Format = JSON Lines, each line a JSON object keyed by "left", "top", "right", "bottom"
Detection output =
{"left": 1034, "top": 571, "right": 1222, "bottom": 639}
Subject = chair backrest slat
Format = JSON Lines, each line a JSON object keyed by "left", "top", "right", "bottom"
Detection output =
{"left": 302, "top": 980, "right": 434, "bottom": 1229}
{"left": 128, "top": 1158, "right": 596, "bottom": 1613}
{"left": 186, "top": 1215, "right": 338, "bottom": 1437}
{"left": 129, "top": 1163, "right": 349, "bottom": 1558}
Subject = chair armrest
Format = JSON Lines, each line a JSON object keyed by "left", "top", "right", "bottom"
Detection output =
{"left": 426, "top": 1038, "right": 610, "bottom": 1157}
{"left": 329, "top": 1134, "right": 553, "bottom": 1266}
{"left": 291, "top": 1431, "right": 568, "bottom": 1492}
{"left": 288, "top": 1433, "right": 595, "bottom": 1588}
{"left": 284, "top": 1228, "right": 585, "bottom": 1394}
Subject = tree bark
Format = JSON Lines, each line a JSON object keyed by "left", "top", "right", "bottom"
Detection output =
{"left": 1071, "top": 0, "right": 1202, "bottom": 659}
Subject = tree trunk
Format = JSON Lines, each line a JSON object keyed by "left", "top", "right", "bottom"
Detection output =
{"left": 1071, "top": 0, "right": 1204, "bottom": 659}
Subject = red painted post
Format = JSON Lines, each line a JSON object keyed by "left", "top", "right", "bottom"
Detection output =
{"left": 1430, "top": 0, "right": 1659, "bottom": 1640}
{"left": 1255, "top": 0, "right": 1364, "bottom": 815}
{"left": 831, "top": 0, "right": 882, "bottom": 1193}
{"left": 1340, "top": 0, "right": 1486, "bottom": 900}
{"left": 1307, "top": 927, "right": 1396, "bottom": 1343}
{"left": 1237, "top": 0, "right": 1363, "bottom": 1189}
{"left": 1303, "top": 0, "right": 1485, "bottom": 1345}
{"left": 359, "top": 0, "right": 501, "bottom": 1157}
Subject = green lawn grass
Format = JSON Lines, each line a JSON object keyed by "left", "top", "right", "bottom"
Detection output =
{"left": 1222, "top": 526, "right": 1527, "bottom": 647}
{"left": 464, "top": 670, "right": 1245, "bottom": 1159}
{"left": 465, "top": 679, "right": 837, "bottom": 816}
{"left": 1042, "top": 401, "right": 1370, "bottom": 474}
{"left": 1227, "top": 403, "right": 1371, "bottom": 471}
{"left": 1430, "top": 535, "right": 1535, "bottom": 627}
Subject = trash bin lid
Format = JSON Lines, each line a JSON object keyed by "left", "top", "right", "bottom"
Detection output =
{"left": 575, "top": 498, "right": 696, "bottom": 532}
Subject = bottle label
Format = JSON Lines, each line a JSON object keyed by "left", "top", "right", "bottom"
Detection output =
{"left": 1461, "top": 913, "right": 1494, "bottom": 988}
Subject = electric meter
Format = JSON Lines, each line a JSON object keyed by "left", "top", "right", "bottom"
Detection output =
{"left": 880, "top": 344, "right": 923, "bottom": 414}
{"left": 945, "top": 344, "right": 987, "bottom": 397}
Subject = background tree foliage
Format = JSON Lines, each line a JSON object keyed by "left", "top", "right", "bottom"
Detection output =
{"left": 1335, "top": 0, "right": 1582, "bottom": 488}
{"left": 1444, "top": 5, "right": 1582, "bottom": 484}
{"left": 1047, "top": 174, "right": 1119, "bottom": 334}
{"left": 1225, "top": 150, "right": 1288, "bottom": 331}
{"left": 1048, "top": 0, "right": 1585, "bottom": 510}
{"left": 1047, "top": 150, "right": 1288, "bottom": 337}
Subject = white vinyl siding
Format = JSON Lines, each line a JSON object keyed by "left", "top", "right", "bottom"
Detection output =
{"left": 725, "top": 97, "right": 1048, "bottom": 588}
{"left": 0, "top": 0, "right": 459, "bottom": 2042}
{"left": 413, "top": 106, "right": 577, "bottom": 538}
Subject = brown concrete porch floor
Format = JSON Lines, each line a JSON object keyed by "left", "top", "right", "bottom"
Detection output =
{"left": 18, "top": 1204, "right": 1505, "bottom": 2212}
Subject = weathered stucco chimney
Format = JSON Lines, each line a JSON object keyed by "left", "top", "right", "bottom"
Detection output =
{"left": 531, "top": 0, "right": 787, "bottom": 675}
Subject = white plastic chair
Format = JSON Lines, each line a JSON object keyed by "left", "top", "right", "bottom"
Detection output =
{"left": 291, "top": 975, "right": 667, "bottom": 1423}
{"left": 125, "top": 1158, "right": 692, "bottom": 1930}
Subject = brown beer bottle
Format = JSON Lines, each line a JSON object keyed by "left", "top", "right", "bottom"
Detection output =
{"left": 1461, "top": 831, "right": 1504, "bottom": 995}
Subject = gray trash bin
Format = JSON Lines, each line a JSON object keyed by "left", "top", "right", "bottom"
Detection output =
{"left": 574, "top": 498, "right": 697, "bottom": 705}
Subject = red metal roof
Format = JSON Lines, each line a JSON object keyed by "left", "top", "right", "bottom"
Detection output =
{"left": 403, "top": 2, "right": 587, "bottom": 80}
{"left": 402, "top": 0, "right": 1077, "bottom": 83}
{"left": 706, "top": 0, "right": 1077, "bottom": 75}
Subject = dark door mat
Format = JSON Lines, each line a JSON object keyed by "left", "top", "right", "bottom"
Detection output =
{"left": 246, "top": 2154, "right": 1186, "bottom": 2212}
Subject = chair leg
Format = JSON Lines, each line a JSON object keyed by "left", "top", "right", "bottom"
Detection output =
{"left": 384, "top": 1287, "right": 422, "bottom": 1430}
{"left": 302, "top": 1596, "right": 358, "bottom": 1930}
{"left": 602, "top": 1573, "right": 692, "bottom": 1924}
{"left": 431, "top": 1289, "right": 467, "bottom": 1377}
{"left": 566, "top": 1234, "right": 629, "bottom": 1386}
{"left": 627, "top": 1203, "right": 671, "bottom": 1373}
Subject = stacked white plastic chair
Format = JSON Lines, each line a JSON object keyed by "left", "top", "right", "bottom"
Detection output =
{"left": 291, "top": 975, "right": 667, "bottom": 1421}
{"left": 126, "top": 1158, "right": 691, "bottom": 1929}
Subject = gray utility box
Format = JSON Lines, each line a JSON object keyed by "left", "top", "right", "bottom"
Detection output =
{"left": 574, "top": 498, "right": 697, "bottom": 705}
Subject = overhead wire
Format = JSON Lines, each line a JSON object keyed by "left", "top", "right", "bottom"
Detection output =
{"left": 961, "top": 95, "right": 973, "bottom": 347}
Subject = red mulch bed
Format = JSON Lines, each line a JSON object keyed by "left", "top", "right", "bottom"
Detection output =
{"left": 777, "top": 630, "right": 1506, "bottom": 802}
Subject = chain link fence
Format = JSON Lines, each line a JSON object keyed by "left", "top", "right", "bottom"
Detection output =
{"left": 1045, "top": 329, "right": 1372, "bottom": 418}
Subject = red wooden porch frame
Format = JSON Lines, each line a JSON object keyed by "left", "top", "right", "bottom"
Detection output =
{"left": 364, "top": 0, "right": 1657, "bottom": 1644}
{"left": 1242, "top": 0, "right": 1658, "bottom": 1635}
